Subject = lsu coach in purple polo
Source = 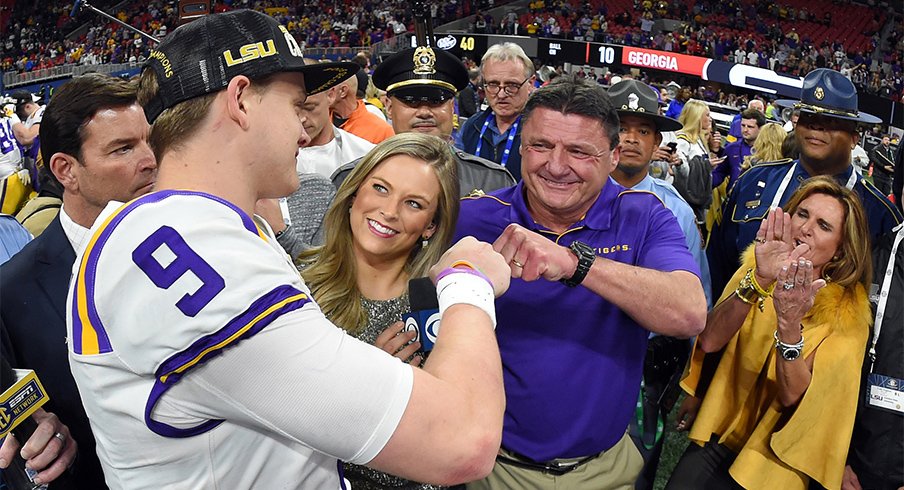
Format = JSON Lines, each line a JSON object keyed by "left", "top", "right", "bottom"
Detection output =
{"left": 457, "top": 75, "right": 707, "bottom": 489}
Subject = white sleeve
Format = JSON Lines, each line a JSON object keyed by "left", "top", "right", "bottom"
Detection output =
{"left": 675, "top": 138, "right": 692, "bottom": 178}
{"left": 75, "top": 192, "right": 413, "bottom": 463}
{"left": 156, "top": 304, "right": 414, "bottom": 464}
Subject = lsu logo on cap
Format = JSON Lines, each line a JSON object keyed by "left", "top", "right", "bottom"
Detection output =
{"left": 223, "top": 39, "right": 277, "bottom": 67}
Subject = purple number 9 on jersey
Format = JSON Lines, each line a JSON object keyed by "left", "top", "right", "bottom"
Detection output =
{"left": 132, "top": 226, "right": 225, "bottom": 317}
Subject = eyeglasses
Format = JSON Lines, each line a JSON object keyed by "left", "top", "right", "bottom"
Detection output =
{"left": 482, "top": 78, "right": 530, "bottom": 96}
{"left": 523, "top": 141, "right": 607, "bottom": 162}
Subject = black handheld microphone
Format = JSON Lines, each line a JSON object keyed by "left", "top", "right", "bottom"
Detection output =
{"left": 403, "top": 278, "right": 440, "bottom": 352}
{"left": 69, "top": 0, "right": 84, "bottom": 19}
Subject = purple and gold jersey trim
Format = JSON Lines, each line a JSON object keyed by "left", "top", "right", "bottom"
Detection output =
{"left": 71, "top": 190, "right": 264, "bottom": 356}
{"left": 145, "top": 284, "right": 311, "bottom": 438}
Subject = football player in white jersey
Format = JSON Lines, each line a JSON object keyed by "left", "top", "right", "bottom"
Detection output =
{"left": 8, "top": 89, "right": 44, "bottom": 186}
{"left": 0, "top": 109, "right": 23, "bottom": 180}
{"left": 67, "top": 10, "right": 510, "bottom": 489}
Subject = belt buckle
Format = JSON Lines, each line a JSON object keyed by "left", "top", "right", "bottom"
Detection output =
{"left": 542, "top": 458, "right": 580, "bottom": 475}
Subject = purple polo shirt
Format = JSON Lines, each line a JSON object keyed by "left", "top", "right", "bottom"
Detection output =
{"left": 455, "top": 179, "right": 700, "bottom": 461}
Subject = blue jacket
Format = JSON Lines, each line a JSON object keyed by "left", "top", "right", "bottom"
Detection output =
{"left": 707, "top": 160, "right": 903, "bottom": 295}
{"left": 457, "top": 108, "right": 524, "bottom": 181}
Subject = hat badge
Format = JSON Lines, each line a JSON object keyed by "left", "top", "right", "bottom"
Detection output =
{"left": 814, "top": 86, "right": 825, "bottom": 100}
{"left": 627, "top": 93, "right": 640, "bottom": 111}
{"left": 413, "top": 46, "right": 437, "bottom": 75}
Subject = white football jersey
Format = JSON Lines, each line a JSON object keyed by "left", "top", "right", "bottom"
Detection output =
{"left": 67, "top": 190, "right": 412, "bottom": 489}
{"left": 0, "top": 118, "right": 22, "bottom": 179}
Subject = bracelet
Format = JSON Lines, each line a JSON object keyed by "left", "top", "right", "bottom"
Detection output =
{"left": 449, "top": 260, "right": 476, "bottom": 270}
{"left": 434, "top": 266, "right": 492, "bottom": 288}
{"left": 749, "top": 269, "right": 774, "bottom": 297}
{"left": 736, "top": 268, "right": 767, "bottom": 312}
{"left": 437, "top": 271, "right": 496, "bottom": 328}
{"left": 774, "top": 329, "right": 804, "bottom": 347}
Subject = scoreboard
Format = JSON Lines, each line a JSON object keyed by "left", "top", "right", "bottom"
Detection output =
{"left": 537, "top": 38, "right": 588, "bottom": 64}
{"left": 428, "top": 33, "right": 622, "bottom": 69}
{"left": 429, "top": 33, "right": 489, "bottom": 60}
{"left": 535, "top": 39, "right": 622, "bottom": 68}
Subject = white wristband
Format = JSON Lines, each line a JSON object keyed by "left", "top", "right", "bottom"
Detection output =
{"left": 7, "top": 113, "right": 21, "bottom": 126}
{"left": 436, "top": 271, "right": 496, "bottom": 329}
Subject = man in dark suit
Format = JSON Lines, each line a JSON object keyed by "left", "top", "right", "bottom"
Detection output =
{"left": 457, "top": 68, "right": 482, "bottom": 119}
{"left": 0, "top": 73, "right": 157, "bottom": 488}
{"left": 870, "top": 134, "right": 895, "bottom": 196}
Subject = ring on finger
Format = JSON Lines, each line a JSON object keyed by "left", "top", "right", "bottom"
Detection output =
{"left": 782, "top": 281, "right": 794, "bottom": 290}
{"left": 755, "top": 238, "right": 766, "bottom": 244}
{"left": 53, "top": 431, "right": 66, "bottom": 444}
{"left": 511, "top": 259, "right": 524, "bottom": 268}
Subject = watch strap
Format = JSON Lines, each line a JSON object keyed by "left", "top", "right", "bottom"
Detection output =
{"left": 561, "top": 241, "right": 595, "bottom": 287}
{"left": 773, "top": 330, "right": 804, "bottom": 360}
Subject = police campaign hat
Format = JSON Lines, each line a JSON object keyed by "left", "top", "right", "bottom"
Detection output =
{"left": 608, "top": 79, "right": 683, "bottom": 132}
{"left": 775, "top": 68, "right": 881, "bottom": 124}
{"left": 142, "top": 9, "right": 358, "bottom": 123}
{"left": 372, "top": 46, "right": 469, "bottom": 103}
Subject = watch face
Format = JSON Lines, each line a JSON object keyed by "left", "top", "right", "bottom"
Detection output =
{"left": 782, "top": 348, "right": 801, "bottom": 361}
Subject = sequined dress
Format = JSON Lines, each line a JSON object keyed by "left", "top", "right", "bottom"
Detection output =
{"left": 342, "top": 294, "right": 447, "bottom": 490}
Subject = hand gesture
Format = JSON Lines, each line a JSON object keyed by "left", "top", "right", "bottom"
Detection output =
{"left": 0, "top": 409, "right": 77, "bottom": 486}
{"left": 374, "top": 321, "right": 423, "bottom": 367}
{"left": 430, "top": 236, "right": 510, "bottom": 297}
{"left": 753, "top": 208, "right": 801, "bottom": 286}
{"left": 773, "top": 256, "right": 826, "bottom": 332}
{"left": 492, "top": 223, "right": 579, "bottom": 282}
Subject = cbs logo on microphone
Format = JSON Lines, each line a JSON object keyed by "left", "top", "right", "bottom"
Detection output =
{"left": 403, "top": 311, "right": 441, "bottom": 351}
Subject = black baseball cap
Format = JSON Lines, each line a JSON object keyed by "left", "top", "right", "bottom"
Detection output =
{"left": 142, "top": 9, "right": 358, "bottom": 123}
{"left": 372, "top": 46, "right": 468, "bottom": 103}
{"left": 9, "top": 89, "right": 37, "bottom": 107}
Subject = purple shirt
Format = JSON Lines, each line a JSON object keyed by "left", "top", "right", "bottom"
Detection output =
{"left": 454, "top": 180, "right": 701, "bottom": 461}
{"left": 716, "top": 139, "right": 752, "bottom": 189}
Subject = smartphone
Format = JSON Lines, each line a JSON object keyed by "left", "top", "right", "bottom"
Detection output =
{"left": 666, "top": 142, "right": 677, "bottom": 154}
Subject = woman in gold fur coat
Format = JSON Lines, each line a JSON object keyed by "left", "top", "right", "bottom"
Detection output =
{"left": 668, "top": 176, "right": 874, "bottom": 490}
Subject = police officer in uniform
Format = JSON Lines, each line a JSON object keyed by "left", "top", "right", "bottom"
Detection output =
{"left": 331, "top": 45, "right": 514, "bottom": 197}
{"left": 708, "top": 68, "right": 902, "bottom": 295}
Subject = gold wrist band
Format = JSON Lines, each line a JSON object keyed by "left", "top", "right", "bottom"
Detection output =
{"left": 749, "top": 269, "right": 774, "bottom": 297}
{"left": 736, "top": 268, "right": 767, "bottom": 312}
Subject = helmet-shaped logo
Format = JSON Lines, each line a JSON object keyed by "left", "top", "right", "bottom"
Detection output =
{"left": 413, "top": 46, "right": 437, "bottom": 75}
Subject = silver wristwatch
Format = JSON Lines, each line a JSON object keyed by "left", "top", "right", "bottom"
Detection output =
{"left": 773, "top": 330, "right": 804, "bottom": 361}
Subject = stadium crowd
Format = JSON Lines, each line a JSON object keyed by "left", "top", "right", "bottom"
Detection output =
{"left": 0, "top": 0, "right": 499, "bottom": 74}
{"left": 472, "top": 0, "right": 903, "bottom": 101}
{"left": 0, "top": 4, "right": 901, "bottom": 490}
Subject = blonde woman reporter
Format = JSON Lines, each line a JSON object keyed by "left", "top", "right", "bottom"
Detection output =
{"left": 673, "top": 99, "right": 716, "bottom": 224}
{"left": 300, "top": 132, "right": 462, "bottom": 490}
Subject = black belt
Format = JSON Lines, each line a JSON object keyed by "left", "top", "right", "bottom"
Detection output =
{"left": 495, "top": 449, "right": 602, "bottom": 476}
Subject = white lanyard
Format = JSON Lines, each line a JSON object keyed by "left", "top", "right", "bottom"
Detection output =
{"left": 769, "top": 163, "right": 857, "bottom": 210}
{"left": 869, "top": 223, "right": 904, "bottom": 373}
